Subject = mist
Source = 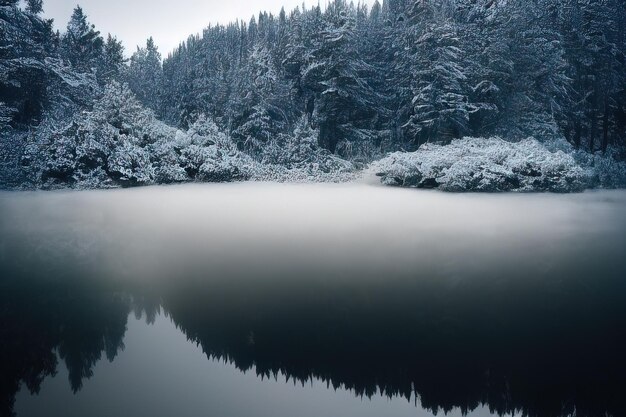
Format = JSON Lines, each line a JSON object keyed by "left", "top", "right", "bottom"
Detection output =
{"left": 2, "top": 184, "right": 626, "bottom": 417}
{"left": 2, "top": 183, "right": 625, "bottom": 287}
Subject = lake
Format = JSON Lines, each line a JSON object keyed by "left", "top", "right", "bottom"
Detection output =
{"left": 1, "top": 183, "right": 625, "bottom": 417}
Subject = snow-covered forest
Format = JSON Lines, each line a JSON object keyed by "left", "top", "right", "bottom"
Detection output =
{"left": 1, "top": 0, "right": 626, "bottom": 190}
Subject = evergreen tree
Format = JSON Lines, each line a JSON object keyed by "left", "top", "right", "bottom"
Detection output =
{"left": 232, "top": 44, "right": 292, "bottom": 156}
{"left": 300, "top": 1, "right": 383, "bottom": 155}
{"left": 401, "top": 1, "right": 487, "bottom": 144}
{"left": 26, "top": 0, "right": 43, "bottom": 14}
{"left": 100, "top": 34, "right": 126, "bottom": 82}
{"left": 128, "top": 37, "right": 163, "bottom": 114}
{"left": 60, "top": 6, "right": 104, "bottom": 73}
{"left": 0, "top": 2, "right": 93, "bottom": 127}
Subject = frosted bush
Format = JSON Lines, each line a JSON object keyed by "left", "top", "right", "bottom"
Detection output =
{"left": 107, "top": 140, "right": 155, "bottom": 186}
{"left": 17, "top": 83, "right": 357, "bottom": 189}
{"left": 23, "top": 82, "right": 256, "bottom": 188}
{"left": 372, "top": 137, "right": 626, "bottom": 192}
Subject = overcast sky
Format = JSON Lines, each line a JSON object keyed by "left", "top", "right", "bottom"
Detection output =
{"left": 40, "top": 0, "right": 374, "bottom": 58}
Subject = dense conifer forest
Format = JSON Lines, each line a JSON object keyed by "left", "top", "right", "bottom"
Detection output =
{"left": 1, "top": 0, "right": 626, "bottom": 190}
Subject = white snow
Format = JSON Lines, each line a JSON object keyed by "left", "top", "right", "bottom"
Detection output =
{"left": 370, "top": 137, "right": 626, "bottom": 192}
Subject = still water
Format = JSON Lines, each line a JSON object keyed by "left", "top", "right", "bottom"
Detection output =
{"left": 1, "top": 183, "right": 625, "bottom": 417}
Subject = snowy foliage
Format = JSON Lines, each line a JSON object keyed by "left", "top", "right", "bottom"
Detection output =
{"left": 16, "top": 83, "right": 355, "bottom": 189}
{"left": 372, "top": 137, "right": 626, "bottom": 192}
{"left": 403, "top": 13, "right": 483, "bottom": 143}
{"left": 127, "top": 37, "right": 162, "bottom": 113}
{"left": 157, "top": 0, "right": 626, "bottom": 156}
{"left": 2, "top": 0, "right": 626, "bottom": 192}
{"left": 60, "top": 6, "right": 104, "bottom": 74}
{"left": 21, "top": 83, "right": 254, "bottom": 188}
{"left": 25, "top": 0, "right": 43, "bottom": 15}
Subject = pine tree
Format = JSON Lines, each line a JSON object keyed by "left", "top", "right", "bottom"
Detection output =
{"left": 100, "top": 34, "right": 126, "bottom": 81}
{"left": 26, "top": 0, "right": 43, "bottom": 14}
{"left": 1, "top": 1, "right": 88, "bottom": 127}
{"left": 405, "top": 21, "right": 473, "bottom": 143}
{"left": 128, "top": 37, "right": 163, "bottom": 114}
{"left": 232, "top": 44, "right": 292, "bottom": 156}
{"left": 154, "top": 0, "right": 625, "bottom": 158}
{"left": 402, "top": 2, "right": 483, "bottom": 144}
{"left": 300, "top": 1, "right": 383, "bottom": 155}
{"left": 61, "top": 6, "right": 104, "bottom": 73}
{"left": 576, "top": 0, "right": 621, "bottom": 152}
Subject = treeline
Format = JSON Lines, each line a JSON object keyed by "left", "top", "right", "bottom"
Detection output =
{"left": 1, "top": 0, "right": 625, "bottom": 163}
{"left": 152, "top": 0, "right": 626, "bottom": 158}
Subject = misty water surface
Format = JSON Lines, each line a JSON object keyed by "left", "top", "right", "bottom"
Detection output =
{"left": 1, "top": 183, "right": 625, "bottom": 417}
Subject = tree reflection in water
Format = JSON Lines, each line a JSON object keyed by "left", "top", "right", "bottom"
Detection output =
{"left": 1, "top": 260, "right": 625, "bottom": 417}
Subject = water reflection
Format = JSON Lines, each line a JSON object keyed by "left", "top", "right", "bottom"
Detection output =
{"left": 1, "top": 185, "right": 626, "bottom": 417}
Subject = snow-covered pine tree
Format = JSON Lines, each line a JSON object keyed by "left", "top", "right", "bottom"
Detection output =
{"left": 232, "top": 44, "right": 292, "bottom": 157}
{"left": 485, "top": 0, "right": 570, "bottom": 140}
{"left": 128, "top": 37, "right": 163, "bottom": 115}
{"left": 60, "top": 6, "right": 104, "bottom": 74}
{"left": 153, "top": 0, "right": 626, "bottom": 158}
{"left": 100, "top": 34, "right": 126, "bottom": 82}
{"left": 403, "top": 1, "right": 477, "bottom": 144}
{"left": 1, "top": 2, "right": 94, "bottom": 127}
{"left": 26, "top": 0, "right": 43, "bottom": 14}
{"left": 574, "top": 0, "right": 622, "bottom": 152}
{"left": 300, "top": 0, "right": 384, "bottom": 156}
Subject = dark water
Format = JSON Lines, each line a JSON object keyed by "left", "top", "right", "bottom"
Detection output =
{"left": 1, "top": 184, "right": 625, "bottom": 417}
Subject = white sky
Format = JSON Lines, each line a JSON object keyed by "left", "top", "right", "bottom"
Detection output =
{"left": 39, "top": 0, "right": 374, "bottom": 58}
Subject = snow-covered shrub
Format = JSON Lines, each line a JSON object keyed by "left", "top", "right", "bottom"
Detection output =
{"left": 107, "top": 140, "right": 155, "bottom": 185}
{"left": 23, "top": 83, "right": 159, "bottom": 188}
{"left": 261, "top": 118, "right": 319, "bottom": 166}
{"left": 151, "top": 115, "right": 253, "bottom": 183}
{"left": 22, "top": 82, "right": 253, "bottom": 188}
{"left": 257, "top": 117, "right": 355, "bottom": 179}
{"left": 19, "top": 85, "right": 355, "bottom": 189}
{"left": 571, "top": 147, "right": 626, "bottom": 189}
{"left": 372, "top": 137, "right": 626, "bottom": 192}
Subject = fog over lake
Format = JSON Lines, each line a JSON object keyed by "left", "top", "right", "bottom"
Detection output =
{"left": 1, "top": 184, "right": 626, "bottom": 417}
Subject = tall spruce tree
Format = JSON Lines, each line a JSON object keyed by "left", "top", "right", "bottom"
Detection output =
{"left": 100, "top": 34, "right": 126, "bottom": 82}
{"left": 60, "top": 6, "right": 104, "bottom": 73}
{"left": 128, "top": 37, "right": 163, "bottom": 114}
{"left": 26, "top": 0, "right": 43, "bottom": 14}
